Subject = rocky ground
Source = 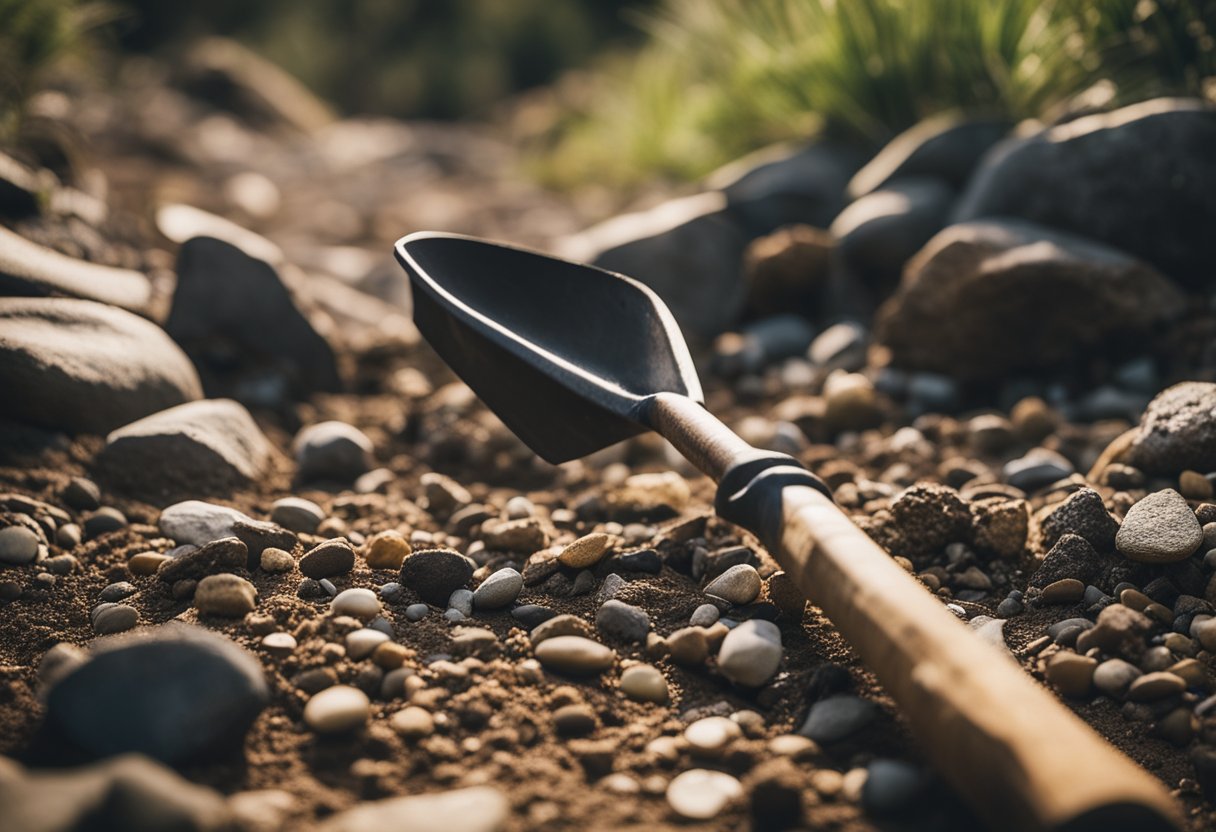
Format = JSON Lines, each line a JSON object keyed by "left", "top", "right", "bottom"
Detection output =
{"left": 4, "top": 43, "right": 1216, "bottom": 832}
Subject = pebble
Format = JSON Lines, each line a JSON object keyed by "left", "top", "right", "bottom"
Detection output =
{"left": 1127, "top": 671, "right": 1186, "bottom": 702}
{"left": 83, "top": 507, "right": 127, "bottom": 538}
{"left": 293, "top": 421, "right": 374, "bottom": 482}
{"left": 194, "top": 574, "right": 257, "bottom": 617}
{"left": 1041, "top": 578, "right": 1085, "bottom": 604}
{"left": 1116, "top": 489, "right": 1203, "bottom": 564}
{"left": 769, "top": 734, "right": 818, "bottom": 759}
{"left": 98, "top": 581, "right": 136, "bottom": 604}
{"left": 800, "top": 694, "right": 877, "bottom": 743}
{"left": 1003, "top": 448, "right": 1073, "bottom": 492}
{"left": 1045, "top": 652, "right": 1097, "bottom": 698}
{"left": 690, "top": 603, "right": 720, "bottom": 627}
{"left": 404, "top": 603, "right": 430, "bottom": 621}
{"left": 862, "top": 759, "right": 929, "bottom": 817}
{"left": 666, "top": 769, "right": 743, "bottom": 820}
{"left": 331, "top": 587, "right": 381, "bottom": 620}
{"left": 617, "top": 549, "right": 662, "bottom": 573}
{"left": 261, "top": 632, "right": 297, "bottom": 657}
{"left": 481, "top": 517, "right": 548, "bottom": 552}
{"left": 92, "top": 603, "right": 139, "bottom": 635}
{"left": 314, "top": 786, "right": 507, "bottom": 832}
{"left": 390, "top": 706, "right": 434, "bottom": 739}
{"left": 260, "top": 547, "right": 295, "bottom": 573}
{"left": 553, "top": 703, "right": 597, "bottom": 736}
{"left": 158, "top": 500, "right": 252, "bottom": 547}
{"left": 595, "top": 572, "right": 626, "bottom": 603}
{"left": 717, "top": 619, "right": 782, "bottom": 687}
{"left": 684, "top": 716, "right": 742, "bottom": 754}
{"left": 299, "top": 538, "right": 356, "bottom": 579}
{"left": 157, "top": 537, "right": 247, "bottom": 584}
{"left": 531, "top": 614, "right": 593, "bottom": 645}
{"left": 667, "top": 627, "right": 710, "bottom": 666}
{"left": 448, "top": 588, "right": 475, "bottom": 617}
{"left": 346, "top": 628, "right": 391, "bottom": 660}
{"left": 766, "top": 571, "right": 805, "bottom": 619}
{"left": 512, "top": 604, "right": 556, "bottom": 629}
{"left": 399, "top": 549, "right": 474, "bottom": 605}
{"left": 558, "top": 532, "right": 612, "bottom": 568}
{"left": 473, "top": 567, "right": 523, "bottom": 610}
{"left": 304, "top": 685, "right": 370, "bottom": 734}
{"left": 1093, "top": 658, "right": 1142, "bottom": 696}
{"left": 55, "top": 523, "right": 81, "bottom": 549}
{"left": 62, "top": 477, "right": 101, "bottom": 511}
{"left": 0, "top": 525, "right": 39, "bottom": 564}
{"left": 704, "top": 563, "right": 762, "bottom": 605}
{"left": 534, "top": 635, "right": 615, "bottom": 675}
{"left": 596, "top": 600, "right": 651, "bottom": 643}
{"left": 128, "top": 552, "right": 169, "bottom": 575}
{"left": 620, "top": 664, "right": 668, "bottom": 703}
{"left": 364, "top": 530, "right": 411, "bottom": 569}
{"left": 270, "top": 497, "right": 325, "bottom": 533}
{"left": 1181, "top": 470, "right": 1213, "bottom": 500}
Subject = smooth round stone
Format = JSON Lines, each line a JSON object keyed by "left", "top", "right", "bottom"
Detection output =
{"left": 194, "top": 574, "right": 257, "bottom": 617}
{"left": 800, "top": 694, "right": 878, "bottom": 744}
{"left": 1093, "top": 658, "right": 1142, "bottom": 696}
{"left": 293, "top": 421, "right": 374, "bottom": 482}
{"left": 299, "top": 539, "right": 355, "bottom": 579}
{"left": 84, "top": 507, "right": 127, "bottom": 538}
{"left": 379, "top": 582, "right": 406, "bottom": 603}
{"left": 399, "top": 549, "right": 474, "bottom": 605}
{"left": 55, "top": 523, "right": 81, "bottom": 549}
{"left": 667, "top": 627, "right": 711, "bottom": 666}
{"left": 534, "top": 635, "right": 615, "bottom": 675}
{"left": 261, "top": 632, "right": 297, "bottom": 657}
{"left": 92, "top": 602, "right": 138, "bottom": 635}
{"left": 128, "top": 552, "right": 169, "bottom": 576}
{"left": 666, "top": 769, "right": 743, "bottom": 820}
{"left": 63, "top": 477, "right": 101, "bottom": 511}
{"left": 331, "top": 588, "right": 381, "bottom": 621}
{"left": 596, "top": 600, "right": 651, "bottom": 643}
{"left": 703, "top": 563, "right": 762, "bottom": 605}
{"left": 690, "top": 604, "right": 720, "bottom": 627}
{"left": 769, "top": 734, "right": 818, "bottom": 759}
{"left": 531, "top": 614, "right": 593, "bottom": 645}
{"left": 390, "top": 705, "right": 434, "bottom": 739}
{"left": 0, "top": 525, "right": 39, "bottom": 564}
{"left": 558, "top": 533, "right": 612, "bottom": 568}
{"left": 448, "top": 588, "right": 474, "bottom": 617}
{"left": 159, "top": 500, "right": 252, "bottom": 547}
{"left": 260, "top": 547, "right": 295, "bottom": 573}
{"left": 364, "top": 530, "right": 411, "bottom": 569}
{"left": 304, "top": 685, "right": 370, "bottom": 734}
{"left": 472, "top": 567, "right": 523, "bottom": 611}
{"left": 315, "top": 785, "right": 507, "bottom": 831}
{"left": 620, "top": 664, "right": 668, "bottom": 703}
{"left": 717, "top": 619, "right": 782, "bottom": 687}
{"left": 1040, "top": 578, "right": 1085, "bottom": 604}
{"left": 270, "top": 497, "right": 325, "bottom": 533}
{"left": 684, "top": 716, "right": 742, "bottom": 754}
{"left": 1116, "top": 489, "right": 1203, "bottom": 564}
{"left": 1045, "top": 651, "right": 1097, "bottom": 698}
{"left": 346, "top": 628, "right": 391, "bottom": 660}
{"left": 44, "top": 554, "right": 77, "bottom": 575}
{"left": 862, "top": 759, "right": 929, "bottom": 817}
{"left": 504, "top": 495, "right": 535, "bottom": 519}
{"left": 512, "top": 604, "right": 557, "bottom": 629}
{"left": 553, "top": 703, "right": 597, "bottom": 737}
{"left": 98, "top": 581, "right": 136, "bottom": 604}
{"left": 404, "top": 603, "right": 430, "bottom": 621}
{"left": 1127, "top": 671, "right": 1186, "bottom": 702}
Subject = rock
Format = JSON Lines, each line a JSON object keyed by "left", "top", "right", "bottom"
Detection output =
{"left": 0, "top": 298, "right": 202, "bottom": 433}
{"left": 1181, "top": 470, "right": 1213, "bottom": 501}
{"left": 954, "top": 98, "right": 1216, "bottom": 287}
{"left": 1004, "top": 448, "right": 1074, "bottom": 493}
{"left": 83, "top": 507, "right": 127, "bottom": 538}
{"left": 534, "top": 635, "right": 615, "bottom": 675}
{"left": 159, "top": 501, "right": 254, "bottom": 547}
{"left": 404, "top": 603, "right": 429, "bottom": 621}
{"left": 704, "top": 563, "right": 762, "bottom": 605}
{"left": 345, "top": 629, "right": 389, "bottom": 660}
{"left": 831, "top": 178, "right": 954, "bottom": 295}
{"left": 299, "top": 538, "right": 355, "bottom": 579}
{"left": 1030, "top": 534, "right": 1105, "bottom": 589}
{"left": 718, "top": 619, "right": 782, "bottom": 687}
{"left": 970, "top": 496, "right": 1030, "bottom": 558}
{"left": 889, "top": 483, "right": 971, "bottom": 555}
{"left": 270, "top": 497, "right": 325, "bottom": 533}
{"left": 1040, "top": 578, "right": 1085, "bottom": 604}
{"left": 800, "top": 695, "right": 878, "bottom": 744}
{"left": 553, "top": 703, "right": 597, "bottom": 736}
{"left": 293, "top": 421, "right": 374, "bottom": 482}
{"left": 99, "top": 399, "right": 272, "bottom": 493}
{"left": 390, "top": 706, "right": 435, "bottom": 739}
{"left": 667, "top": 627, "right": 711, "bottom": 667}
{"left": 690, "top": 603, "right": 720, "bottom": 627}
{"left": 1116, "top": 489, "right": 1203, "bottom": 564}
{"left": 44, "top": 624, "right": 269, "bottom": 763}
{"left": 619, "top": 664, "right": 668, "bottom": 703}
{"left": 261, "top": 632, "right": 297, "bottom": 657}
{"left": 558, "top": 532, "right": 612, "bottom": 568}
{"left": 303, "top": 685, "right": 370, "bottom": 734}
{"left": 742, "top": 225, "right": 833, "bottom": 319}
{"left": 331, "top": 588, "right": 381, "bottom": 621}
{"left": 448, "top": 588, "right": 475, "bottom": 617}
{"left": 610, "top": 472, "right": 691, "bottom": 514}
{"left": 684, "top": 716, "right": 742, "bottom": 754}
{"left": 0, "top": 525, "right": 39, "bottom": 565}
{"left": 260, "top": 547, "right": 295, "bottom": 573}
{"left": 157, "top": 537, "right": 247, "bottom": 584}
{"left": 1038, "top": 488, "right": 1120, "bottom": 551}
{"left": 512, "top": 604, "right": 555, "bottom": 629}
{"left": 1045, "top": 652, "right": 1097, "bottom": 698}
{"left": 316, "top": 786, "right": 508, "bottom": 832}
{"left": 472, "top": 568, "right": 523, "bottom": 611}
{"left": 62, "top": 477, "right": 101, "bottom": 511}
{"left": 873, "top": 220, "right": 1184, "bottom": 381}
{"left": 166, "top": 236, "right": 340, "bottom": 399}
{"left": 1129, "top": 383, "right": 1216, "bottom": 475}
{"left": 1126, "top": 671, "right": 1186, "bottom": 702}
{"left": 531, "top": 614, "right": 594, "bottom": 645}
{"left": 92, "top": 603, "right": 139, "bottom": 635}
{"left": 1076, "top": 604, "right": 1153, "bottom": 657}
{"left": 849, "top": 114, "right": 1011, "bottom": 196}
{"left": 822, "top": 371, "right": 881, "bottom": 432}
{"left": 481, "top": 517, "right": 548, "bottom": 552}
{"left": 861, "top": 759, "right": 930, "bottom": 818}
{"left": 0, "top": 225, "right": 151, "bottom": 311}
{"left": 596, "top": 600, "right": 650, "bottom": 643}
{"left": 1093, "top": 659, "right": 1142, "bottom": 697}
{"left": 399, "top": 549, "right": 474, "bottom": 605}
{"left": 666, "top": 769, "right": 744, "bottom": 820}
{"left": 617, "top": 549, "right": 662, "bottom": 574}
{"left": 194, "top": 574, "right": 257, "bottom": 617}
{"left": 560, "top": 192, "right": 749, "bottom": 339}
{"left": 808, "top": 321, "right": 868, "bottom": 371}
{"left": 363, "top": 530, "right": 411, "bottom": 569}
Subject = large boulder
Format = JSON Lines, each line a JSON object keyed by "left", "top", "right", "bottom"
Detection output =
{"left": 954, "top": 98, "right": 1216, "bottom": 287}
{"left": 99, "top": 399, "right": 273, "bottom": 495}
{"left": 166, "top": 236, "right": 341, "bottom": 401}
{"left": 847, "top": 114, "right": 1011, "bottom": 197}
{"left": 0, "top": 298, "right": 202, "bottom": 434}
{"left": 1127, "top": 382, "right": 1216, "bottom": 475}
{"left": 873, "top": 220, "right": 1185, "bottom": 380}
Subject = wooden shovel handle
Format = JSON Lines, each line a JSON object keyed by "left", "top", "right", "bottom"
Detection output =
{"left": 776, "top": 484, "right": 1181, "bottom": 832}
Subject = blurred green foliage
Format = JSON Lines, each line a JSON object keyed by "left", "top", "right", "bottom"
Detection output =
{"left": 536, "top": 0, "right": 1216, "bottom": 187}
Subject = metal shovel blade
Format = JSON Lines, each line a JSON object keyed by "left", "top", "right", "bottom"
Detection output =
{"left": 394, "top": 232, "right": 703, "bottom": 464}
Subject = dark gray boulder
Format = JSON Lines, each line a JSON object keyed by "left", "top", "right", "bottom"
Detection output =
{"left": 847, "top": 114, "right": 1011, "bottom": 197}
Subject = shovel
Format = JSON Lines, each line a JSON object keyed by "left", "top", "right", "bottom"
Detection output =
{"left": 394, "top": 231, "right": 1180, "bottom": 832}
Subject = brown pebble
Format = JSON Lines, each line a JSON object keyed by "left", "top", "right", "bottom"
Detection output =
{"left": 1119, "top": 588, "right": 1151, "bottom": 611}
{"left": 1044, "top": 651, "right": 1097, "bottom": 698}
{"left": 1041, "top": 579, "right": 1084, "bottom": 604}
{"left": 299, "top": 538, "right": 355, "bottom": 579}
{"left": 1181, "top": 471, "right": 1214, "bottom": 501}
{"left": 364, "top": 530, "right": 411, "bottom": 569}
{"left": 1126, "top": 671, "right": 1186, "bottom": 702}
{"left": 128, "top": 552, "right": 170, "bottom": 576}
{"left": 194, "top": 573, "right": 257, "bottom": 616}
{"left": 557, "top": 533, "right": 612, "bottom": 568}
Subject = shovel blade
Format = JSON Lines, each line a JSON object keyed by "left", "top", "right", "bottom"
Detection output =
{"left": 395, "top": 232, "right": 702, "bottom": 464}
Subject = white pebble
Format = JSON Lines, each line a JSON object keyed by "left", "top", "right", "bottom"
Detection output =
{"left": 304, "top": 685, "right": 370, "bottom": 734}
{"left": 619, "top": 664, "right": 668, "bottom": 703}
{"left": 683, "top": 716, "right": 741, "bottom": 754}
{"left": 346, "top": 628, "right": 390, "bottom": 660}
{"left": 717, "top": 619, "right": 782, "bottom": 687}
{"left": 666, "top": 769, "right": 743, "bottom": 819}
{"left": 331, "top": 587, "right": 381, "bottom": 620}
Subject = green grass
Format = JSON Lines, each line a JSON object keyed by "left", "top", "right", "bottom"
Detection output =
{"left": 534, "top": 0, "right": 1216, "bottom": 188}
